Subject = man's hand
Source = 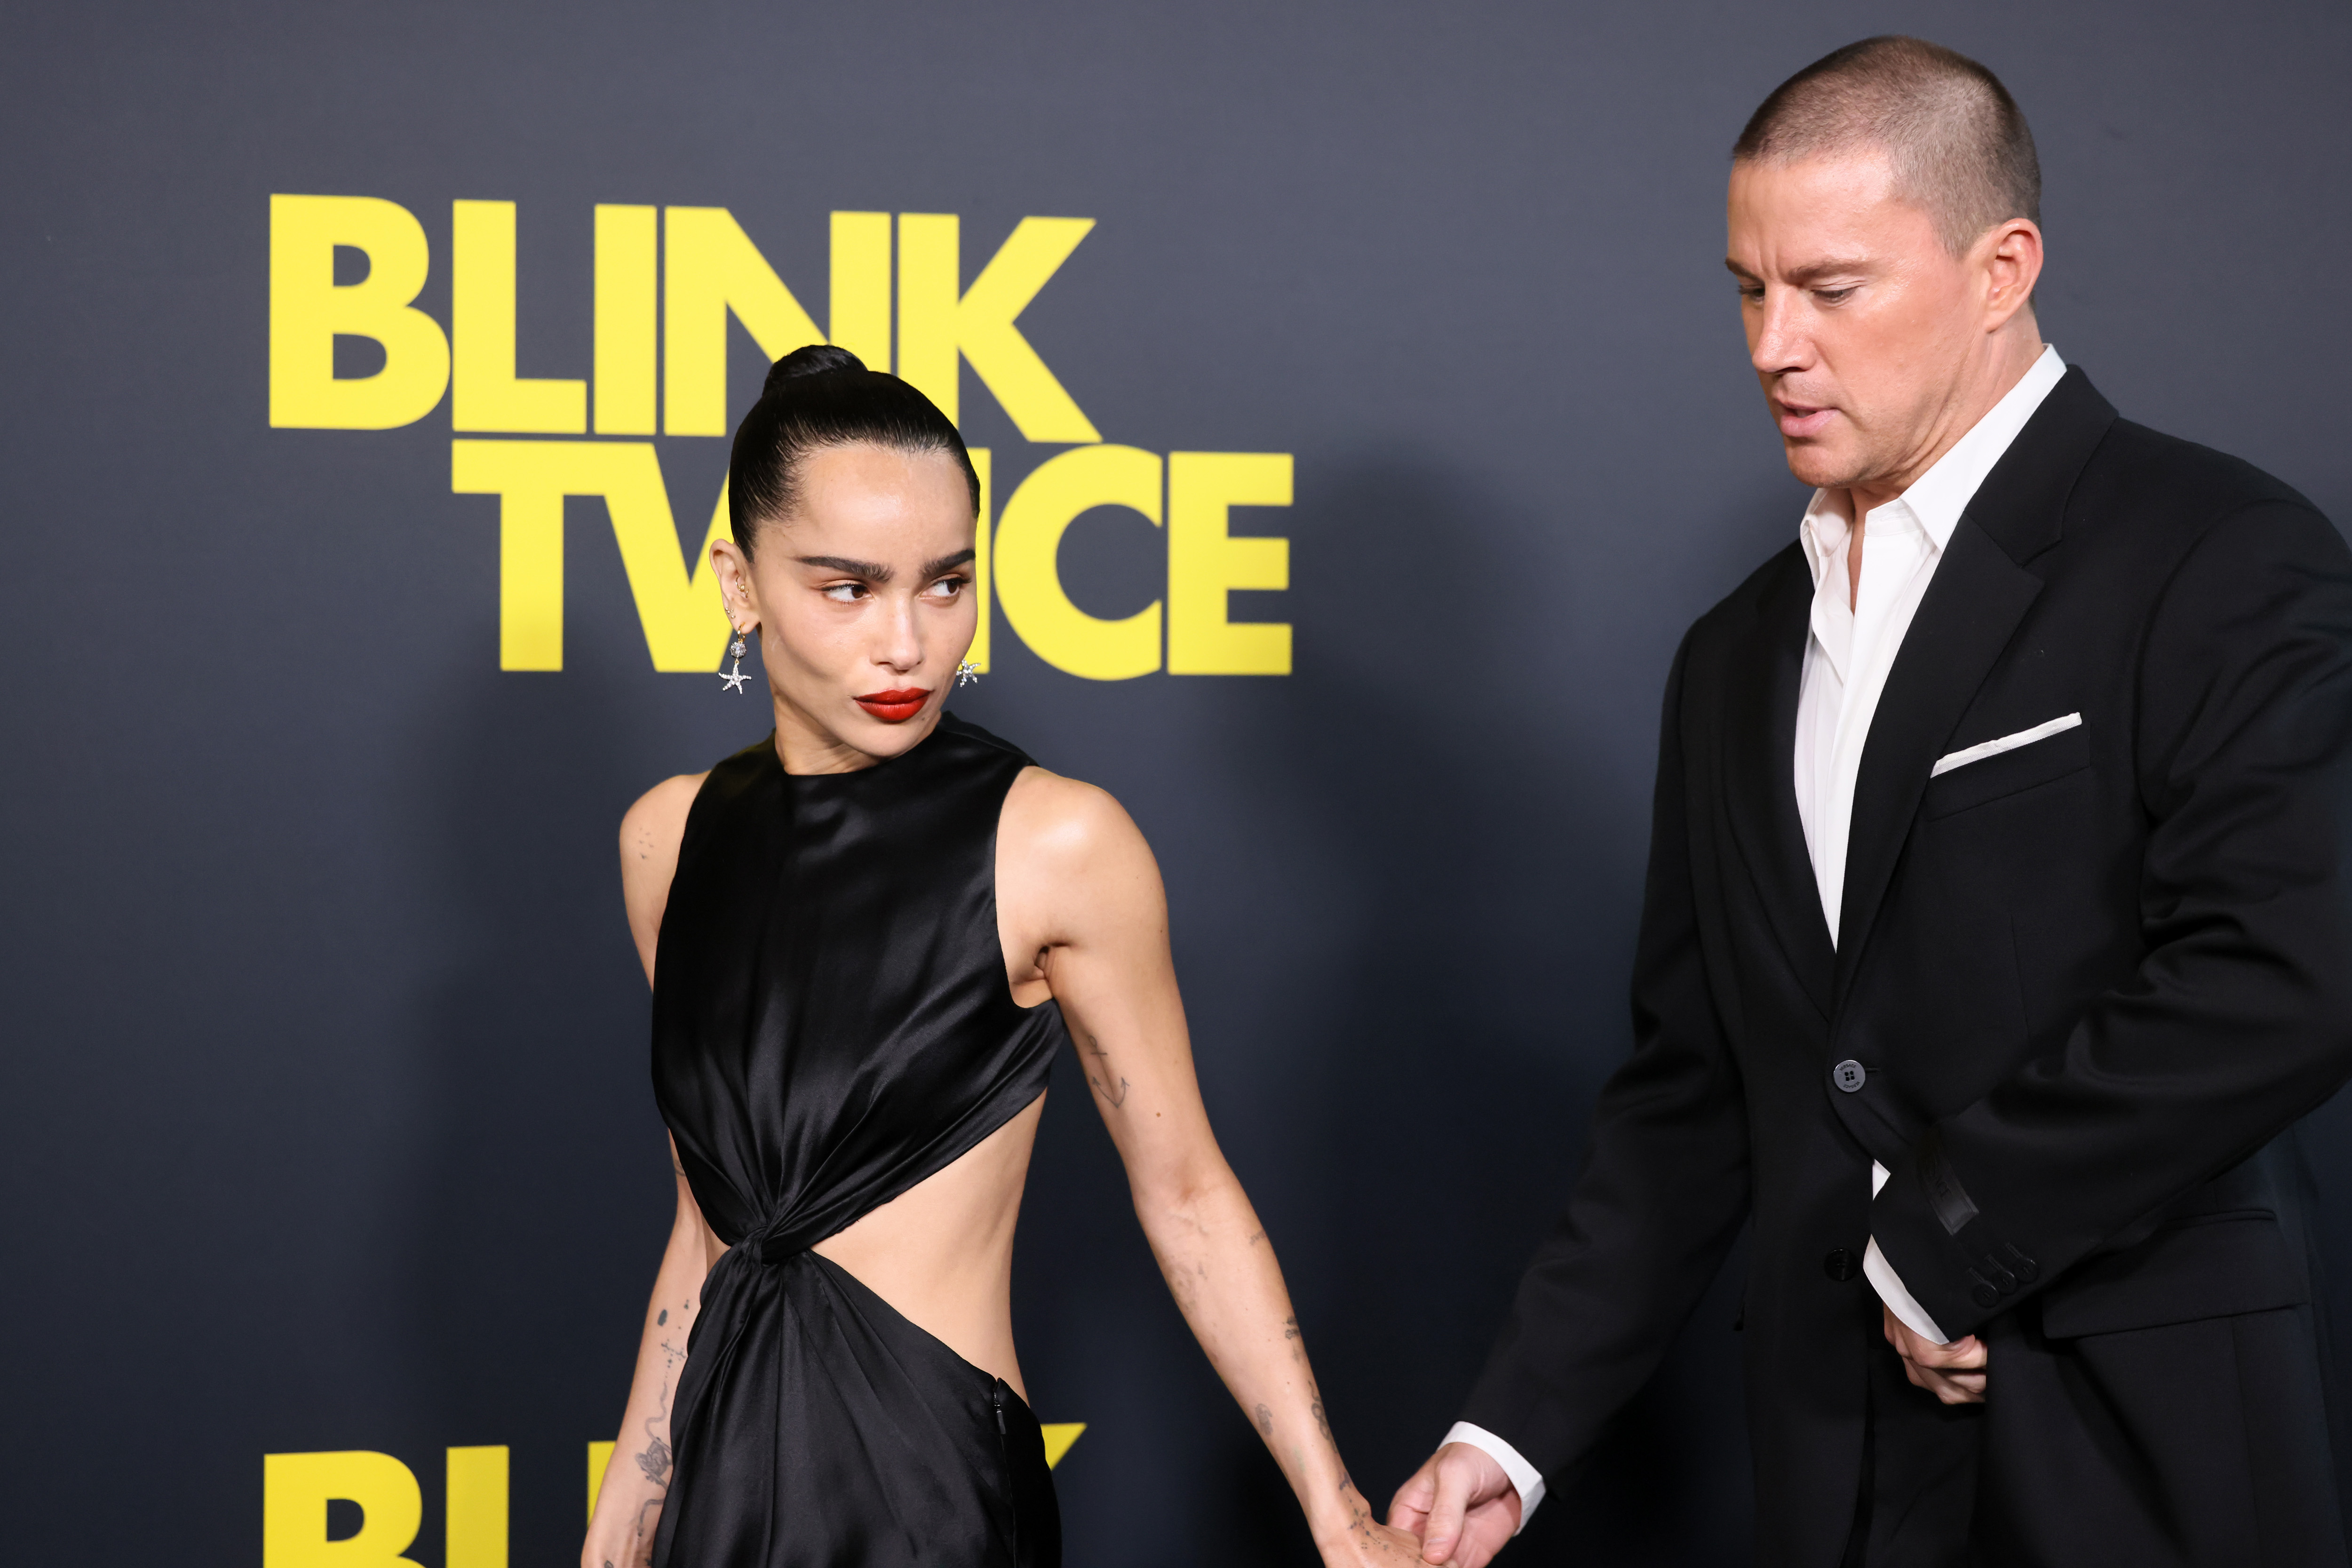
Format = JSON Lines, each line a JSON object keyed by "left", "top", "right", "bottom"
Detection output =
{"left": 1883, "top": 1305, "right": 1986, "bottom": 1404}
{"left": 1388, "top": 1442, "right": 1523, "bottom": 1567}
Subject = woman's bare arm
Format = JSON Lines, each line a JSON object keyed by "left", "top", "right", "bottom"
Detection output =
{"left": 999, "top": 771, "right": 1421, "bottom": 1568}
{"left": 620, "top": 773, "right": 704, "bottom": 986}
{"left": 583, "top": 776, "right": 712, "bottom": 1568}
{"left": 583, "top": 1147, "right": 708, "bottom": 1568}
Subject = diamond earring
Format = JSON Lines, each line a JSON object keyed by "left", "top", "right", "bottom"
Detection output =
{"left": 722, "top": 625, "right": 751, "bottom": 693}
{"left": 956, "top": 661, "right": 981, "bottom": 688}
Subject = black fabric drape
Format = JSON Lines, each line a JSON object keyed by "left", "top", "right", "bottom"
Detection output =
{"left": 649, "top": 715, "right": 1067, "bottom": 1568}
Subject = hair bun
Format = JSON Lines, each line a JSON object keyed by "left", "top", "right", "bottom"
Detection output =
{"left": 764, "top": 344, "right": 866, "bottom": 395}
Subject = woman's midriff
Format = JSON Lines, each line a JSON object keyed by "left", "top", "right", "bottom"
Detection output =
{"left": 699, "top": 1093, "right": 1047, "bottom": 1400}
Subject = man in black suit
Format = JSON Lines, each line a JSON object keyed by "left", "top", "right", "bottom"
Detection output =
{"left": 1389, "top": 35, "right": 2352, "bottom": 1568}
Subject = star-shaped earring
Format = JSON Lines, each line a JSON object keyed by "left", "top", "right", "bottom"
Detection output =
{"left": 721, "top": 622, "right": 751, "bottom": 692}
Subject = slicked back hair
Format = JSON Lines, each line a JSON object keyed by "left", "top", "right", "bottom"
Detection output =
{"left": 728, "top": 344, "right": 980, "bottom": 557}
{"left": 1734, "top": 36, "right": 2040, "bottom": 255}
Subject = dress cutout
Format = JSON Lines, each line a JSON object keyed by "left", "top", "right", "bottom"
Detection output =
{"left": 650, "top": 714, "right": 1067, "bottom": 1568}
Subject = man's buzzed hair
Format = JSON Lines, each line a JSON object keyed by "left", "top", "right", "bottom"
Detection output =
{"left": 1734, "top": 36, "right": 2040, "bottom": 255}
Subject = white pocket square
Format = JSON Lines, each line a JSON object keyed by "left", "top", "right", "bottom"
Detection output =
{"left": 1931, "top": 713, "right": 2082, "bottom": 778}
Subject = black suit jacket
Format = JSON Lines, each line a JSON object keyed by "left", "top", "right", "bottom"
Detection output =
{"left": 1464, "top": 370, "right": 2352, "bottom": 1565}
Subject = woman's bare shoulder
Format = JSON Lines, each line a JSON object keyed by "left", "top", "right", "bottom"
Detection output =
{"left": 1000, "top": 764, "right": 1144, "bottom": 864}
{"left": 622, "top": 773, "right": 707, "bottom": 874}
{"left": 998, "top": 766, "right": 1162, "bottom": 938}
{"left": 620, "top": 772, "right": 707, "bottom": 981}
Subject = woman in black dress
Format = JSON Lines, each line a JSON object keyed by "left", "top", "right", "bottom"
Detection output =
{"left": 583, "top": 346, "right": 1420, "bottom": 1568}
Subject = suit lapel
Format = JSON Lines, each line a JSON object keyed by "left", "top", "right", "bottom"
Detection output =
{"left": 1831, "top": 367, "right": 2119, "bottom": 1008}
{"left": 1722, "top": 549, "right": 1835, "bottom": 1019}
{"left": 1832, "top": 522, "right": 2042, "bottom": 1005}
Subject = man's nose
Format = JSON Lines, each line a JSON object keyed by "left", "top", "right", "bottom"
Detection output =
{"left": 1751, "top": 291, "right": 1811, "bottom": 375}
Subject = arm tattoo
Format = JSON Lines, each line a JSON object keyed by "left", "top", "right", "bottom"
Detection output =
{"left": 1079, "top": 1030, "right": 1132, "bottom": 1107}
{"left": 636, "top": 1335, "right": 685, "bottom": 1483}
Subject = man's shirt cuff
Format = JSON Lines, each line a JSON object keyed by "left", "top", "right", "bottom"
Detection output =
{"left": 1440, "top": 1421, "right": 1545, "bottom": 1531}
{"left": 1867, "top": 1159, "right": 1952, "bottom": 1345}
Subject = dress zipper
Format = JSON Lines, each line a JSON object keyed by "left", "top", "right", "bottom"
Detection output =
{"left": 990, "top": 1383, "right": 1018, "bottom": 1558}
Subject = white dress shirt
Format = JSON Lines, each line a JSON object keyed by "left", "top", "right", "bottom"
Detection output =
{"left": 1446, "top": 345, "right": 2069, "bottom": 1524}
{"left": 1798, "top": 344, "right": 2065, "bottom": 1346}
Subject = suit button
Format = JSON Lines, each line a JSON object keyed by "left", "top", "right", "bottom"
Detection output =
{"left": 1833, "top": 1059, "right": 1867, "bottom": 1093}
{"left": 1970, "top": 1274, "right": 2002, "bottom": 1309}
{"left": 1823, "top": 1248, "right": 1859, "bottom": 1281}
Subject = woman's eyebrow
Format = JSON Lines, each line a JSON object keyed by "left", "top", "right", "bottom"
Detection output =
{"left": 921, "top": 548, "right": 977, "bottom": 577}
{"left": 793, "top": 554, "right": 891, "bottom": 580}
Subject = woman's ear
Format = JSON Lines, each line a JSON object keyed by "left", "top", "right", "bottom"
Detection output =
{"left": 711, "top": 537, "right": 759, "bottom": 630}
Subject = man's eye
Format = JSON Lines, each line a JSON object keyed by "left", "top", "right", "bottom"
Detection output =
{"left": 822, "top": 582, "right": 866, "bottom": 602}
{"left": 1738, "top": 285, "right": 1765, "bottom": 302}
{"left": 1814, "top": 287, "right": 1858, "bottom": 305}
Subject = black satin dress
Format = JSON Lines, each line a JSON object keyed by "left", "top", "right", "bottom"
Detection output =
{"left": 649, "top": 714, "right": 1068, "bottom": 1568}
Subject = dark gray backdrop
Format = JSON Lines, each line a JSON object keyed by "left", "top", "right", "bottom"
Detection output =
{"left": 7, "top": 2, "right": 2351, "bottom": 1563}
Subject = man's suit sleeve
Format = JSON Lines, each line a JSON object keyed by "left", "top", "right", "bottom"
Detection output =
{"left": 1872, "top": 500, "right": 2352, "bottom": 1337}
{"left": 1458, "top": 629, "right": 1754, "bottom": 1481}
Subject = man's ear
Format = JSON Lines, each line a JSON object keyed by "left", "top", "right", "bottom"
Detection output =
{"left": 711, "top": 538, "right": 759, "bottom": 630}
{"left": 1980, "top": 217, "right": 2044, "bottom": 331}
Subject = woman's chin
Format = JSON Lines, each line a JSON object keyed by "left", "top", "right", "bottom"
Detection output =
{"left": 844, "top": 704, "right": 941, "bottom": 754}
{"left": 769, "top": 689, "right": 938, "bottom": 772}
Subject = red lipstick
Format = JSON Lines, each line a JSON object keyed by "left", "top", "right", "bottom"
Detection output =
{"left": 854, "top": 687, "right": 930, "bottom": 723}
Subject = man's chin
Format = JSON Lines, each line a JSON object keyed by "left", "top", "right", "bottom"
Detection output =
{"left": 1781, "top": 440, "right": 1868, "bottom": 493}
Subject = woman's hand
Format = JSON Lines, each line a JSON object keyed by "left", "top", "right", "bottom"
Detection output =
{"left": 1317, "top": 1481, "right": 1443, "bottom": 1566}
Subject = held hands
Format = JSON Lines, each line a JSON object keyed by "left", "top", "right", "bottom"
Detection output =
{"left": 1883, "top": 1304, "right": 1987, "bottom": 1404}
{"left": 1315, "top": 1480, "right": 1443, "bottom": 1568}
{"left": 1387, "top": 1443, "right": 1523, "bottom": 1567}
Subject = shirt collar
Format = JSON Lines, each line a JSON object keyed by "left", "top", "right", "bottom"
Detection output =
{"left": 1798, "top": 344, "right": 2067, "bottom": 586}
